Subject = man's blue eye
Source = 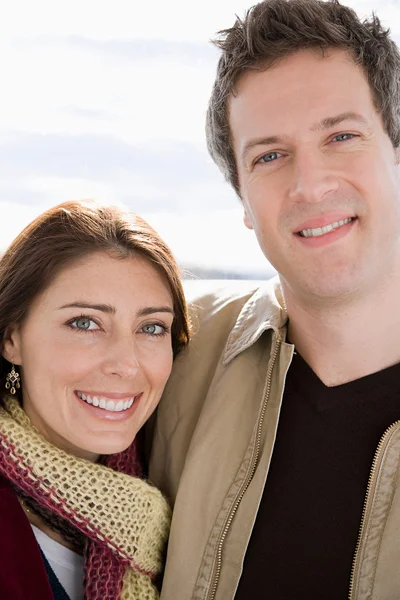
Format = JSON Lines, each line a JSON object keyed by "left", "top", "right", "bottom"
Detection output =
{"left": 258, "top": 152, "right": 280, "bottom": 163}
{"left": 333, "top": 133, "right": 354, "bottom": 142}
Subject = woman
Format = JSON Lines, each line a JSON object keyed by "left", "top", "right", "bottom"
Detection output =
{"left": 0, "top": 200, "right": 190, "bottom": 600}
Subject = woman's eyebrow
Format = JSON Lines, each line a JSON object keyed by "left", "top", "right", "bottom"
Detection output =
{"left": 57, "top": 303, "right": 174, "bottom": 316}
{"left": 58, "top": 302, "right": 115, "bottom": 313}
{"left": 137, "top": 307, "right": 175, "bottom": 317}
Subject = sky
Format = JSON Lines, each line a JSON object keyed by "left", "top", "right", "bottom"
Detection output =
{"left": 1, "top": 0, "right": 400, "bottom": 278}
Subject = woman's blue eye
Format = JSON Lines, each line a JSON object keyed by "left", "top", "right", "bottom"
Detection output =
{"left": 70, "top": 318, "right": 98, "bottom": 331}
{"left": 141, "top": 323, "right": 166, "bottom": 336}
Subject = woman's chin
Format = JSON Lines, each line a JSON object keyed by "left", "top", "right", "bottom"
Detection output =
{"left": 66, "top": 434, "right": 136, "bottom": 462}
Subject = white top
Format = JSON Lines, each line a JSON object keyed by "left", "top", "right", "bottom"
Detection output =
{"left": 31, "top": 524, "right": 84, "bottom": 600}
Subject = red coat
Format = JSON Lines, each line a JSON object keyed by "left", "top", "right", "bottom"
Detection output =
{"left": 0, "top": 474, "right": 54, "bottom": 599}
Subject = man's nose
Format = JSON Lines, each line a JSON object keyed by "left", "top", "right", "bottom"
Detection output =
{"left": 288, "top": 151, "right": 340, "bottom": 204}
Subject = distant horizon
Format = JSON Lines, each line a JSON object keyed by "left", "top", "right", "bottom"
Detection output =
{"left": 0, "top": 241, "right": 276, "bottom": 280}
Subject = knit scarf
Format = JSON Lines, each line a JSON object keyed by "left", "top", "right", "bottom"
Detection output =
{"left": 0, "top": 395, "right": 171, "bottom": 600}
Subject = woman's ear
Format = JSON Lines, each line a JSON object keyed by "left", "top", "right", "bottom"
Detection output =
{"left": 2, "top": 324, "right": 22, "bottom": 365}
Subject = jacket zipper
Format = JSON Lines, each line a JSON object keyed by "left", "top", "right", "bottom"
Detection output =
{"left": 206, "top": 336, "right": 282, "bottom": 600}
{"left": 348, "top": 419, "right": 400, "bottom": 600}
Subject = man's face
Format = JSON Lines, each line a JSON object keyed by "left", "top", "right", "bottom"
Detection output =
{"left": 230, "top": 48, "right": 400, "bottom": 302}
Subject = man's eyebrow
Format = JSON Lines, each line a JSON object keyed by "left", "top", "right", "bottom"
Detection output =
{"left": 311, "top": 112, "right": 370, "bottom": 131}
{"left": 241, "top": 112, "right": 369, "bottom": 161}
{"left": 58, "top": 303, "right": 174, "bottom": 317}
{"left": 242, "top": 136, "right": 281, "bottom": 161}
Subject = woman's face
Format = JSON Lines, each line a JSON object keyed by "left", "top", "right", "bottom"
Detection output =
{"left": 2, "top": 251, "right": 175, "bottom": 461}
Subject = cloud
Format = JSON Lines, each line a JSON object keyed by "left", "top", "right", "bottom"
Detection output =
{"left": 0, "top": 0, "right": 268, "bottom": 43}
{"left": 25, "top": 35, "right": 219, "bottom": 67}
{"left": 141, "top": 209, "right": 275, "bottom": 277}
{"left": 0, "top": 37, "right": 216, "bottom": 145}
{"left": 61, "top": 106, "right": 115, "bottom": 120}
{"left": 0, "top": 129, "right": 232, "bottom": 213}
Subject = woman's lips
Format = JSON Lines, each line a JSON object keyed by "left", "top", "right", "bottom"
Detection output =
{"left": 74, "top": 390, "right": 142, "bottom": 415}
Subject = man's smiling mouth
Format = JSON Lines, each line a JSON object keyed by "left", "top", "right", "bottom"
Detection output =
{"left": 297, "top": 217, "right": 355, "bottom": 238}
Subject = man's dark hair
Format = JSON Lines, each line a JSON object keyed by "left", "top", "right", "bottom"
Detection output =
{"left": 206, "top": 0, "right": 400, "bottom": 195}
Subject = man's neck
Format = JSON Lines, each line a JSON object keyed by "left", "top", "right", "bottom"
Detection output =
{"left": 282, "top": 276, "right": 400, "bottom": 387}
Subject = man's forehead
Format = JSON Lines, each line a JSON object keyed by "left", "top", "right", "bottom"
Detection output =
{"left": 228, "top": 49, "right": 376, "bottom": 147}
{"left": 232, "top": 47, "right": 356, "bottom": 90}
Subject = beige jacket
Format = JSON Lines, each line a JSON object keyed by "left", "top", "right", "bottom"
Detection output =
{"left": 149, "top": 279, "right": 400, "bottom": 600}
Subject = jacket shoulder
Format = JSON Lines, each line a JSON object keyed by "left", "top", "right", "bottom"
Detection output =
{"left": 184, "top": 279, "right": 267, "bottom": 333}
{"left": 148, "top": 279, "right": 280, "bottom": 498}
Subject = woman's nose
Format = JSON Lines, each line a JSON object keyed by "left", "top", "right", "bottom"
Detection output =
{"left": 102, "top": 336, "right": 141, "bottom": 379}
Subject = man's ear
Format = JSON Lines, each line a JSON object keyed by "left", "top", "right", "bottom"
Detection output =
{"left": 243, "top": 205, "right": 254, "bottom": 231}
{"left": 2, "top": 324, "right": 22, "bottom": 365}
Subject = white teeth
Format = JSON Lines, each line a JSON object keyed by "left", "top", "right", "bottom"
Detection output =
{"left": 299, "top": 217, "right": 353, "bottom": 238}
{"left": 76, "top": 392, "right": 136, "bottom": 412}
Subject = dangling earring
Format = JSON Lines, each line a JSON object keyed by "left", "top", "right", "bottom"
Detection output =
{"left": 5, "top": 364, "right": 20, "bottom": 395}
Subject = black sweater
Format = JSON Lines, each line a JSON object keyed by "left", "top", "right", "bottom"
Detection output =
{"left": 235, "top": 352, "right": 400, "bottom": 599}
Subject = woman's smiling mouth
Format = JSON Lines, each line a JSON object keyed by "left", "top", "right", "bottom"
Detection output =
{"left": 75, "top": 391, "right": 140, "bottom": 412}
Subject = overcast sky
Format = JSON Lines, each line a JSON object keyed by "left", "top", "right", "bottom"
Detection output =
{"left": 1, "top": 0, "right": 399, "bottom": 277}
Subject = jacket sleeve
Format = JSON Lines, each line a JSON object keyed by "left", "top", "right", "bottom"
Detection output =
{"left": 148, "top": 281, "right": 259, "bottom": 504}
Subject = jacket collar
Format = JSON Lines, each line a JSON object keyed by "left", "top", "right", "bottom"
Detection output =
{"left": 222, "top": 277, "right": 288, "bottom": 365}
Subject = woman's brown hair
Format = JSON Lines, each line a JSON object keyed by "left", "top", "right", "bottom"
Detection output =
{"left": 0, "top": 200, "right": 190, "bottom": 389}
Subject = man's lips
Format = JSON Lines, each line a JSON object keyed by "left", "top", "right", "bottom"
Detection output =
{"left": 294, "top": 213, "right": 357, "bottom": 234}
{"left": 297, "top": 217, "right": 355, "bottom": 238}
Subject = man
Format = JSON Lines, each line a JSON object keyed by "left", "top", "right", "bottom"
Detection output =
{"left": 149, "top": 1, "right": 400, "bottom": 598}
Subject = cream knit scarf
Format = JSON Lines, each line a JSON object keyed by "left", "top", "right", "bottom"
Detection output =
{"left": 0, "top": 395, "right": 171, "bottom": 599}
